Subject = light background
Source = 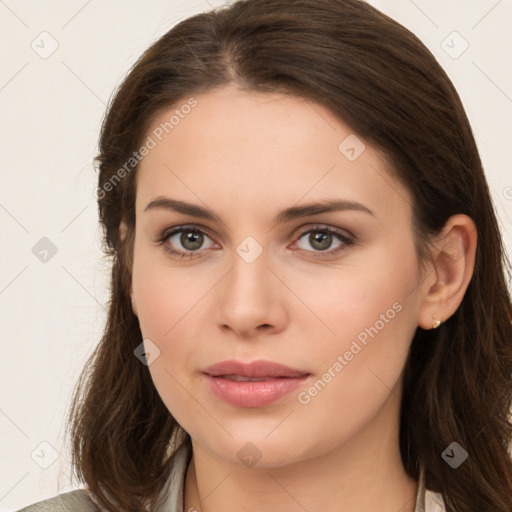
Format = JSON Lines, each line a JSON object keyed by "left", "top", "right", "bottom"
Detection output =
{"left": 0, "top": 0, "right": 511, "bottom": 509}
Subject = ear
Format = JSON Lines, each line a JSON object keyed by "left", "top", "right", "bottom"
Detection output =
{"left": 119, "top": 219, "right": 138, "bottom": 317}
{"left": 417, "top": 214, "right": 477, "bottom": 330}
{"left": 119, "top": 218, "right": 128, "bottom": 243}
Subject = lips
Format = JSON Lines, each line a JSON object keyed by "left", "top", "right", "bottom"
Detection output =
{"left": 203, "top": 359, "right": 310, "bottom": 379}
{"left": 202, "top": 360, "right": 311, "bottom": 407}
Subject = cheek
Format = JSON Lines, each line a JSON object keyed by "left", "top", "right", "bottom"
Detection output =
{"left": 131, "top": 246, "right": 209, "bottom": 340}
{"left": 130, "top": 250, "right": 216, "bottom": 394}
{"left": 296, "top": 243, "right": 420, "bottom": 399}
{"left": 288, "top": 263, "right": 419, "bottom": 458}
{"left": 131, "top": 260, "right": 204, "bottom": 427}
{"left": 296, "top": 243, "right": 419, "bottom": 347}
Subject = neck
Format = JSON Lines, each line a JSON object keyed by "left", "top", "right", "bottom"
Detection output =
{"left": 183, "top": 395, "right": 418, "bottom": 512}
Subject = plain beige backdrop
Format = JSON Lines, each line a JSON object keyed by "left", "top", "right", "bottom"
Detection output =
{"left": 0, "top": 0, "right": 511, "bottom": 510}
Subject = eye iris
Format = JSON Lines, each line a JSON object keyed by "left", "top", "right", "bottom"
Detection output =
{"left": 181, "top": 231, "right": 203, "bottom": 250}
{"left": 310, "top": 231, "right": 331, "bottom": 251}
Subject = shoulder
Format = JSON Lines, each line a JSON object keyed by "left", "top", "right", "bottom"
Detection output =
{"left": 16, "top": 489, "right": 100, "bottom": 512}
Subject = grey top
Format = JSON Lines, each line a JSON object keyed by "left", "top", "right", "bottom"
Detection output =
{"left": 17, "top": 442, "right": 447, "bottom": 511}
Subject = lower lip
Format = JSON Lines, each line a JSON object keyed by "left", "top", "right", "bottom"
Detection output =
{"left": 204, "top": 374, "right": 309, "bottom": 408}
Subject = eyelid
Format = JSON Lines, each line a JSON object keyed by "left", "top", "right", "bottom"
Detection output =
{"left": 289, "top": 223, "right": 355, "bottom": 244}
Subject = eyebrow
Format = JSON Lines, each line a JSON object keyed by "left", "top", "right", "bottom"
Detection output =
{"left": 143, "top": 196, "right": 375, "bottom": 223}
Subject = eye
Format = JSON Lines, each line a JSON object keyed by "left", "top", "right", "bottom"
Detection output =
{"left": 155, "top": 224, "right": 355, "bottom": 260}
{"left": 291, "top": 225, "right": 354, "bottom": 258}
{"left": 155, "top": 225, "right": 216, "bottom": 259}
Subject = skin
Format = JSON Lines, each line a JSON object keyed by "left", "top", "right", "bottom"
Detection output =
{"left": 120, "top": 85, "right": 477, "bottom": 512}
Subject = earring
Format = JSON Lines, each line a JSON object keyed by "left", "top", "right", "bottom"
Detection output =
{"left": 431, "top": 283, "right": 444, "bottom": 329}
{"left": 432, "top": 315, "right": 441, "bottom": 329}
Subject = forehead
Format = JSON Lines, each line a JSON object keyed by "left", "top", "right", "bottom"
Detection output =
{"left": 135, "top": 86, "right": 412, "bottom": 224}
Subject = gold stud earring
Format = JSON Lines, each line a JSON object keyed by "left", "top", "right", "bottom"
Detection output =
{"left": 432, "top": 315, "right": 441, "bottom": 329}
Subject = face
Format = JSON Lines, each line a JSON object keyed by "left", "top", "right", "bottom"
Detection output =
{"left": 128, "top": 85, "right": 427, "bottom": 467}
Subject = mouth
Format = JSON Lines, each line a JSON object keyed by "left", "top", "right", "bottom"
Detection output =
{"left": 203, "top": 359, "right": 310, "bottom": 379}
{"left": 212, "top": 375, "right": 282, "bottom": 382}
{"left": 202, "top": 359, "right": 311, "bottom": 407}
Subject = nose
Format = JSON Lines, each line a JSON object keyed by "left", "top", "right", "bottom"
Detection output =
{"left": 215, "top": 246, "right": 287, "bottom": 339}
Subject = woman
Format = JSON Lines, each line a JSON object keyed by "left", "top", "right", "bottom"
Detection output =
{"left": 18, "top": 0, "right": 512, "bottom": 511}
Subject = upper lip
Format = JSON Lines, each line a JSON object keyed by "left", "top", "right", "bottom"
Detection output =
{"left": 203, "top": 359, "right": 310, "bottom": 378}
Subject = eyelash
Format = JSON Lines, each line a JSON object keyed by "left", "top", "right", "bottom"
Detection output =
{"left": 154, "top": 224, "right": 355, "bottom": 260}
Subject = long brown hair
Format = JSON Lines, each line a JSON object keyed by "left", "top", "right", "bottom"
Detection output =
{"left": 67, "top": 0, "right": 512, "bottom": 510}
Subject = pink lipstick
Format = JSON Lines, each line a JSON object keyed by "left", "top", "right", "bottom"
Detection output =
{"left": 203, "top": 359, "right": 310, "bottom": 408}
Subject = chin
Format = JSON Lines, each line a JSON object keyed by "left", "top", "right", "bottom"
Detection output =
{"left": 194, "top": 429, "right": 316, "bottom": 469}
